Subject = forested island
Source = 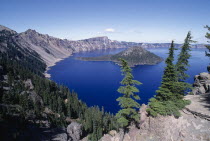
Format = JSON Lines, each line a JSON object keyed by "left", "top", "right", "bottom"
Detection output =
{"left": 77, "top": 46, "right": 163, "bottom": 67}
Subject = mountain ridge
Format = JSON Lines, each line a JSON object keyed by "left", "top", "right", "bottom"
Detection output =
{"left": 0, "top": 25, "right": 207, "bottom": 77}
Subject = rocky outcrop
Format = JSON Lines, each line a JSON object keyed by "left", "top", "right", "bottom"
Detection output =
{"left": 192, "top": 72, "right": 210, "bottom": 95}
{"left": 67, "top": 122, "right": 83, "bottom": 141}
{"left": 14, "top": 29, "right": 73, "bottom": 67}
{"left": 0, "top": 25, "right": 17, "bottom": 35}
{"left": 100, "top": 99, "right": 210, "bottom": 141}
{"left": 24, "top": 79, "right": 34, "bottom": 90}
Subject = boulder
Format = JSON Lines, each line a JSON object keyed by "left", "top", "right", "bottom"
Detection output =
{"left": 204, "top": 80, "right": 210, "bottom": 93}
{"left": 67, "top": 122, "right": 82, "bottom": 141}
{"left": 199, "top": 72, "right": 210, "bottom": 80}
{"left": 24, "top": 79, "right": 34, "bottom": 90}
{"left": 198, "top": 86, "right": 206, "bottom": 94}
{"left": 192, "top": 72, "right": 210, "bottom": 94}
{"left": 100, "top": 129, "right": 124, "bottom": 141}
{"left": 28, "top": 91, "right": 44, "bottom": 106}
{"left": 52, "top": 133, "right": 68, "bottom": 141}
{"left": 192, "top": 87, "right": 199, "bottom": 95}
{"left": 109, "top": 130, "right": 117, "bottom": 136}
{"left": 139, "top": 104, "right": 148, "bottom": 127}
{"left": 193, "top": 75, "right": 201, "bottom": 87}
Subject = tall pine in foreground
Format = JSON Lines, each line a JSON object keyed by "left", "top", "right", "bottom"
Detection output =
{"left": 156, "top": 40, "right": 177, "bottom": 101}
{"left": 176, "top": 31, "right": 194, "bottom": 82}
{"left": 116, "top": 58, "right": 141, "bottom": 128}
{"left": 204, "top": 25, "right": 210, "bottom": 57}
{"left": 147, "top": 38, "right": 191, "bottom": 118}
{"left": 204, "top": 25, "right": 210, "bottom": 73}
{"left": 173, "top": 31, "right": 194, "bottom": 97}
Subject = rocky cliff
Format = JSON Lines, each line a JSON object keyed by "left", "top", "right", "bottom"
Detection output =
{"left": 100, "top": 101, "right": 210, "bottom": 141}
{"left": 192, "top": 72, "right": 210, "bottom": 95}
{"left": 0, "top": 25, "right": 142, "bottom": 71}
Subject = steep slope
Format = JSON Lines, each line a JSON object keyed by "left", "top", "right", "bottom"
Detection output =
{"left": 0, "top": 25, "right": 117, "bottom": 141}
{"left": 78, "top": 46, "right": 163, "bottom": 67}
{"left": 0, "top": 26, "right": 46, "bottom": 76}
{"left": 0, "top": 25, "right": 17, "bottom": 35}
{"left": 13, "top": 29, "right": 73, "bottom": 67}
{"left": 1, "top": 25, "right": 142, "bottom": 74}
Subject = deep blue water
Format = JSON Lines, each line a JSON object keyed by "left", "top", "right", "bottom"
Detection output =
{"left": 48, "top": 48, "right": 209, "bottom": 113}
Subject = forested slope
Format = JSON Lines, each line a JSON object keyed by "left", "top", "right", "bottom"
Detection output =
{"left": 0, "top": 27, "right": 117, "bottom": 141}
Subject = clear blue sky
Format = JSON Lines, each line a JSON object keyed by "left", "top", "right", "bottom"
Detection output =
{"left": 0, "top": 0, "right": 210, "bottom": 43}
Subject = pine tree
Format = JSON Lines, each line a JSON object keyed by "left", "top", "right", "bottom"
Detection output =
{"left": 205, "top": 25, "right": 210, "bottom": 57}
{"left": 162, "top": 40, "right": 177, "bottom": 84}
{"left": 204, "top": 25, "right": 210, "bottom": 73}
{"left": 176, "top": 31, "right": 194, "bottom": 82}
{"left": 156, "top": 40, "right": 177, "bottom": 101}
{"left": 174, "top": 31, "right": 194, "bottom": 96}
{"left": 116, "top": 58, "right": 141, "bottom": 128}
{"left": 147, "top": 39, "right": 191, "bottom": 117}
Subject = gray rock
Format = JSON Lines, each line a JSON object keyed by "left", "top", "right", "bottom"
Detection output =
{"left": 193, "top": 76, "right": 202, "bottom": 87}
{"left": 24, "top": 79, "right": 34, "bottom": 90}
{"left": 199, "top": 72, "right": 210, "bottom": 80}
{"left": 28, "top": 91, "right": 44, "bottom": 106}
{"left": 192, "top": 87, "right": 199, "bottom": 95}
{"left": 52, "top": 133, "right": 68, "bottom": 141}
{"left": 198, "top": 86, "right": 206, "bottom": 94}
{"left": 3, "top": 86, "right": 10, "bottom": 91}
{"left": 192, "top": 72, "right": 210, "bottom": 95}
{"left": 204, "top": 80, "right": 210, "bottom": 93}
{"left": 139, "top": 104, "right": 148, "bottom": 126}
{"left": 67, "top": 122, "right": 82, "bottom": 141}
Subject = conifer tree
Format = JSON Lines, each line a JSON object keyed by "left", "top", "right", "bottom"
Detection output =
{"left": 162, "top": 40, "right": 176, "bottom": 84}
{"left": 204, "top": 25, "right": 210, "bottom": 57}
{"left": 116, "top": 58, "right": 141, "bottom": 128}
{"left": 176, "top": 31, "right": 194, "bottom": 82}
{"left": 174, "top": 31, "right": 194, "bottom": 96}
{"left": 156, "top": 41, "right": 177, "bottom": 101}
{"left": 204, "top": 25, "right": 210, "bottom": 73}
{"left": 147, "top": 39, "right": 191, "bottom": 117}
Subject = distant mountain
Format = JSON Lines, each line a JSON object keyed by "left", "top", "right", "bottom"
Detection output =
{"left": 0, "top": 25, "right": 142, "bottom": 69}
{"left": 141, "top": 43, "right": 206, "bottom": 48}
{"left": 0, "top": 25, "right": 207, "bottom": 72}
{"left": 77, "top": 46, "right": 163, "bottom": 67}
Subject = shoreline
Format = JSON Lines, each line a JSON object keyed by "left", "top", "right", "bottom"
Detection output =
{"left": 44, "top": 55, "right": 72, "bottom": 78}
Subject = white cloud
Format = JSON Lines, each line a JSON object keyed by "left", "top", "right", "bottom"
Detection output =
{"left": 104, "top": 28, "right": 115, "bottom": 33}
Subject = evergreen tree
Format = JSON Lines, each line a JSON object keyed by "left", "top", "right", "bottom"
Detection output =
{"left": 176, "top": 31, "right": 194, "bottom": 82}
{"left": 116, "top": 58, "right": 141, "bottom": 128}
{"left": 204, "top": 25, "right": 210, "bottom": 57}
{"left": 174, "top": 31, "right": 194, "bottom": 96}
{"left": 156, "top": 40, "right": 177, "bottom": 101}
{"left": 147, "top": 39, "right": 191, "bottom": 117}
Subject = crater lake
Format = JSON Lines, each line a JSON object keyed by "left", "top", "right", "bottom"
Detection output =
{"left": 48, "top": 48, "right": 209, "bottom": 113}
